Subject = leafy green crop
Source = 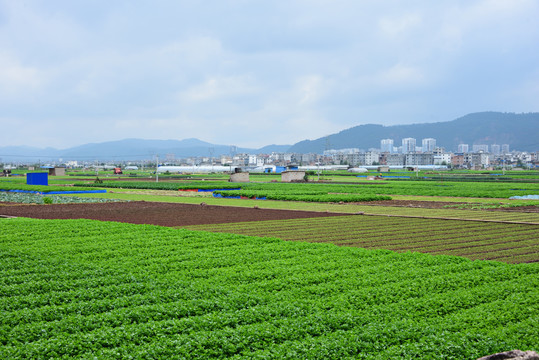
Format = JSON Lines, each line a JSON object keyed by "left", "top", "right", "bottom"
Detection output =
{"left": 0, "top": 183, "right": 99, "bottom": 193}
{"left": 1, "top": 218, "right": 538, "bottom": 359}
{"left": 75, "top": 179, "right": 539, "bottom": 199}
{"left": 214, "top": 190, "right": 391, "bottom": 202}
{"left": 0, "top": 192, "right": 122, "bottom": 204}
{"left": 75, "top": 181, "right": 239, "bottom": 191}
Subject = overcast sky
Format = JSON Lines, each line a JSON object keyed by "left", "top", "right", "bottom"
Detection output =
{"left": 1, "top": 0, "right": 538, "bottom": 149}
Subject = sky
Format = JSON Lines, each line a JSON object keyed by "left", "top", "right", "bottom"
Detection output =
{"left": 1, "top": 0, "right": 538, "bottom": 149}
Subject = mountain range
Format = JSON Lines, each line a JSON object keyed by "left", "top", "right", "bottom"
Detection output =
{"left": 0, "top": 112, "right": 537, "bottom": 163}
{"left": 288, "top": 112, "right": 539, "bottom": 153}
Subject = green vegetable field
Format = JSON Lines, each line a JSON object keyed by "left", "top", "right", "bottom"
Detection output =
{"left": 1, "top": 218, "right": 538, "bottom": 359}
{"left": 75, "top": 179, "right": 539, "bottom": 199}
{"left": 187, "top": 216, "right": 539, "bottom": 264}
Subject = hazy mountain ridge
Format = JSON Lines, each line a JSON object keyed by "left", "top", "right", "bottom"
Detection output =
{"left": 0, "top": 139, "right": 291, "bottom": 162}
{"left": 1, "top": 112, "right": 537, "bottom": 162}
{"left": 288, "top": 112, "right": 539, "bottom": 153}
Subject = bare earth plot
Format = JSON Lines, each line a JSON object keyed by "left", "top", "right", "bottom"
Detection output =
{"left": 0, "top": 201, "right": 346, "bottom": 227}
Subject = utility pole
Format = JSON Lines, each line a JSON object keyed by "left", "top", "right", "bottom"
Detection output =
{"left": 209, "top": 147, "right": 214, "bottom": 172}
{"left": 155, "top": 155, "right": 159, "bottom": 182}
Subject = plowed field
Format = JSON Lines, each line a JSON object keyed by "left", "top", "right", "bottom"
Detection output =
{"left": 0, "top": 201, "right": 346, "bottom": 226}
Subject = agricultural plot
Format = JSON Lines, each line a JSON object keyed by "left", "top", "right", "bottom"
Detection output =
{"left": 76, "top": 179, "right": 539, "bottom": 199}
{"left": 0, "top": 183, "right": 105, "bottom": 195}
{"left": 1, "top": 217, "right": 538, "bottom": 359}
{"left": 0, "top": 192, "right": 120, "bottom": 204}
{"left": 60, "top": 191, "right": 539, "bottom": 224}
{"left": 186, "top": 216, "right": 539, "bottom": 264}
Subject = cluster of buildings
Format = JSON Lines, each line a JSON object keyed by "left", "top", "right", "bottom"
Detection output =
{"left": 175, "top": 138, "right": 536, "bottom": 170}
{"left": 3, "top": 138, "right": 537, "bottom": 172}
{"left": 220, "top": 138, "right": 535, "bottom": 170}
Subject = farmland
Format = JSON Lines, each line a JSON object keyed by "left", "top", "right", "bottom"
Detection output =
{"left": 76, "top": 179, "right": 539, "bottom": 199}
{"left": 1, "top": 170, "right": 538, "bottom": 358}
{"left": 187, "top": 216, "right": 539, "bottom": 264}
{"left": 1, "top": 217, "right": 538, "bottom": 359}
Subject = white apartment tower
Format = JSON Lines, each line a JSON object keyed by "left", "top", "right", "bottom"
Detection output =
{"left": 457, "top": 143, "right": 469, "bottom": 153}
{"left": 402, "top": 138, "right": 416, "bottom": 154}
{"left": 380, "top": 139, "right": 394, "bottom": 153}
{"left": 473, "top": 144, "right": 489, "bottom": 153}
{"left": 422, "top": 138, "right": 436, "bottom": 152}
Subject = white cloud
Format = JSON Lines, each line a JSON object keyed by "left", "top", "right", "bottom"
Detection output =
{"left": 179, "top": 75, "right": 260, "bottom": 102}
{"left": 0, "top": 0, "right": 537, "bottom": 149}
{"left": 377, "top": 64, "right": 426, "bottom": 88}
{"left": 378, "top": 13, "right": 423, "bottom": 38}
{"left": 0, "top": 53, "right": 44, "bottom": 97}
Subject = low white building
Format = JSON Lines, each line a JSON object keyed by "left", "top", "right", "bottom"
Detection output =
{"left": 433, "top": 153, "right": 451, "bottom": 165}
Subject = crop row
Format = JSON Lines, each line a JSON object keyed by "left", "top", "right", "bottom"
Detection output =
{"left": 0, "top": 192, "right": 121, "bottom": 204}
{"left": 187, "top": 216, "right": 539, "bottom": 263}
{"left": 74, "top": 179, "right": 539, "bottom": 198}
{"left": 214, "top": 190, "right": 391, "bottom": 202}
{"left": 75, "top": 181, "right": 239, "bottom": 191}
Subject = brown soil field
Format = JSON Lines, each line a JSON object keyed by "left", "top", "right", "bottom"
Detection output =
{"left": 0, "top": 201, "right": 347, "bottom": 227}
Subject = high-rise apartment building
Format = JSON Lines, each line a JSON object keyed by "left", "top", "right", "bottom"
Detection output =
{"left": 491, "top": 144, "right": 500, "bottom": 155}
{"left": 473, "top": 144, "right": 489, "bottom": 153}
{"left": 401, "top": 138, "right": 416, "bottom": 154}
{"left": 422, "top": 138, "right": 436, "bottom": 152}
{"left": 501, "top": 144, "right": 510, "bottom": 154}
{"left": 380, "top": 139, "right": 394, "bottom": 153}
{"left": 457, "top": 144, "right": 469, "bottom": 153}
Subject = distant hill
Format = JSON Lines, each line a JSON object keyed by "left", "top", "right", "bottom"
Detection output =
{"left": 288, "top": 112, "right": 539, "bottom": 153}
{"left": 1, "top": 112, "right": 537, "bottom": 163}
{"left": 0, "top": 139, "right": 291, "bottom": 162}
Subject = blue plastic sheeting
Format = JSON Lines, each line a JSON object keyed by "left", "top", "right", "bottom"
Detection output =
{"left": 509, "top": 195, "right": 539, "bottom": 200}
{"left": 199, "top": 188, "right": 241, "bottom": 192}
{"left": 0, "top": 189, "right": 107, "bottom": 195}
{"left": 27, "top": 172, "right": 48, "bottom": 186}
{"left": 215, "top": 195, "right": 241, "bottom": 199}
{"left": 212, "top": 193, "right": 266, "bottom": 200}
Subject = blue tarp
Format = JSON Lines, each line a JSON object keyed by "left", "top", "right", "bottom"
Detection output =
{"left": 27, "top": 172, "right": 48, "bottom": 186}
{"left": 212, "top": 193, "right": 266, "bottom": 200}
{"left": 509, "top": 195, "right": 539, "bottom": 200}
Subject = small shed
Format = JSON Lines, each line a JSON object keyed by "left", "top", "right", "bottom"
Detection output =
{"left": 229, "top": 172, "right": 249, "bottom": 182}
{"left": 48, "top": 167, "right": 66, "bottom": 176}
{"left": 281, "top": 170, "right": 306, "bottom": 183}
